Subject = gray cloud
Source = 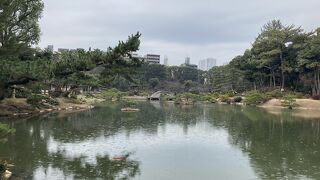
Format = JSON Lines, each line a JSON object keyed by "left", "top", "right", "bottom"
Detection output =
{"left": 39, "top": 0, "right": 320, "bottom": 65}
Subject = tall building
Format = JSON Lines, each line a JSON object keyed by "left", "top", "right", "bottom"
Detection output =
{"left": 164, "top": 56, "right": 169, "bottom": 66}
{"left": 58, "top": 48, "right": 69, "bottom": 53}
{"left": 185, "top": 57, "right": 191, "bottom": 65}
{"left": 144, "top": 54, "right": 160, "bottom": 64}
{"left": 198, "top": 58, "right": 217, "bottom": 71}
{"left": 47, "top": 45, "right": 54, "bottom": 52}
{"left": 181, "top": 57, "right": 198, "bottom": 69}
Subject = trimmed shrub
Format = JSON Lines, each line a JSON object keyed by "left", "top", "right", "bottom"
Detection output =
{"left": 282, "top": 94, "right": 297, "bottom": 109}
{"left": 245, "top": 91, "right": 269, "bottom": 105}
{"left": 27, "top": 94, "right": 59, "bottom": 108}
{"left": 233, "top": 96, "right": 242, "bottom": 103}
{"left": 266, "top": 89, "right": 283, "bottom": 98}
{"left": 219, "top": 95, "right": 229, "bottom": 103}
{"left": 98, "top": 88, "right": 127, "bottom": 100}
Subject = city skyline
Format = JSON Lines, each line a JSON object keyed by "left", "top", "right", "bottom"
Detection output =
{"left": 39, "top": 0, "right": 320, "bottom": 66}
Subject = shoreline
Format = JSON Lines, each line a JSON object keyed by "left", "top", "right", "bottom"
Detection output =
{"left": 0, "top": 97, "right": 104, "bottom": 119}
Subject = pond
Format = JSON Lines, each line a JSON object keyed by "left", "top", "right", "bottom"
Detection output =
{"left": 1, "top": 102, "right": 320, "bottom": 179}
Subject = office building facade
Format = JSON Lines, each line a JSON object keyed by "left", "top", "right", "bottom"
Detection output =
{"left": 198, "top": 58, "right": 217, "bottom": 71}
{"left": 145, "top": 54, "right": 160, "bottom": 64}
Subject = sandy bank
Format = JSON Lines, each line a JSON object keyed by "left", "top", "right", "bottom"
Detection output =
{"left": 0, "top": 97, "right": 104, "bottom": 118}
{"left": 260, "top": 98, "right": 320, "bottom": 119}
{"left": 260, "top": 98, "right": 320, "bottom": 110}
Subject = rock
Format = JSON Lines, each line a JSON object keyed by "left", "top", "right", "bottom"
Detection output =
{"left": 3, "top": 170, "right": 12, "bottom": 179}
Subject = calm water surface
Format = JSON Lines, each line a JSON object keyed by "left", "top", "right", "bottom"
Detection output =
{"left": 1, "top": 102, "right": 320, "bottom": 180}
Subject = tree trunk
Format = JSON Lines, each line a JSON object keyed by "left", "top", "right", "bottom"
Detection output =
{"left": 280, "top": 50, "right": 285, "bottom": 90}
{"left": 316, "top": 68, "right": 320, "bottom": 95}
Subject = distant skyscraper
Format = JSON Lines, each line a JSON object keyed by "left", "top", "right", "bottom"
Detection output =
{"left": 181, "top": 57, "right": 197, "bottom": 69}
{"left": 185, "top": 57, "right": 191, "bottom": 65}
{"left": 198, "top": 58, "right": 217, "bottom": 71}
{"left": 164, "top": 56, "right": 169, "bottom": 66}
{"left": 47, "top": 45, "right": 54, "bottom": 52}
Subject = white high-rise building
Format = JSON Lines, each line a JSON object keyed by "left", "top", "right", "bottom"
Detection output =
{"left": 164, "top": 56, "right": 169, "bottom": 66}
{"left": 198, "top": 58, "right": 217, "bottom": 71}
{"left": 144, "top": 54, "right": 160, "bottom": 64}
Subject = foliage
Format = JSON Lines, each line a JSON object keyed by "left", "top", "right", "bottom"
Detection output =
{"left": 101, "top": 32, "right": 142, "bottom": 84}
{"left": 0, "top": 0, "right": 44, "bottom": 57}
{"left": 98, "top": 88, "right": 127, "bottom": 100}
{"left": 219, "top": 95, "right": 230, "bottom": 103}
{"left": 266, "top": 89, "right": 283, "bottom": 98}
{"left": 233, "top": 96, "right": 243, "bottom": 103}
{"left": 122, "top": 100, "right": 137, "bottom": 108}
{"left": 149, "top": 78, "right": 159, "bottom": 89}
{"left": 27, "top": 94, "right": 59, "bottom": 108}
{"left": 244, "top": 91, "right": 269, "bottom": 105}
{"left": 207, "top": 64, "right": 249, "bottom": 93}
{"left": 281, "top": 94, "right": 297, "bottom": 109}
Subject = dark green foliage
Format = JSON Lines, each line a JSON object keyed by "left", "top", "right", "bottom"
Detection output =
{"left": 233, "top": 96, "right": 242, "bottom": 103}
{"left": 266, "top": 89, "right": 283, "bottom": 98}
{"left": 207, "top": 65, "right": 250, "bottom": 93}
{"left": 245, "top": 91, "right": 269, "bottom": 105}
{"left": 101, "top": 32, "right": 143, "bottom": 84}
{"left": 149, "top": 78, "right": 159, "bottom": 89}
{"left": 98, "top": 88, "right": 127, "bottom": 100}
{"left": 122, "top": 100, "right": 137, "bottom": 108}
{"left": 281, "top": 94, "right": 297, "bottom": 109}
{"left": 219, "top": 95, "right": 230, "bottom": 103}
{"left": 0, "top": 0, "right": 44, "bottom": 57}
{"left": 27, "top": 94, "right": 59, "bottom": 108}
{"left": 228, "top": 20, "right": 319, "bottom": 96}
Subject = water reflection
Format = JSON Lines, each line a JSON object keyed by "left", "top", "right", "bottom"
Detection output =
{"left": 0, "top": 102, "right": 320, "bottom": 179}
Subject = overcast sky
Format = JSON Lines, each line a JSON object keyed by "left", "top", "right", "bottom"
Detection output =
{"left": 39, "top": 0, "right": 320, "bottom": 66}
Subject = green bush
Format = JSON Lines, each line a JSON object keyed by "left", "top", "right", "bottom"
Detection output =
{"left": 233, "top": 96, "right": 242, "bottom": 103}
{"left": 50, "top": 91, "right": 63, "bottom": 98}
{"left": 245, "top": 91, "right": 269, "bottom": 105}
{"left": 210, "top": 98, "right": 217, "bottom": 103}
{"left": 98, "top": 88, "right": 127, "bottom": 100}
{"left": 27, "top": 94, "right": 59, "bottom": 108}
{"left": 15, "top": 89, "right": 32, "bottom": 98}
{"left": 219, "top": 95, "right": 229, "bottom": 103}
{"left": 282, "top": 94, "right": 297, "bottom": 109}
{"left": 122, "top": 100, "right": 137, "bottom": 107}
{"left": 266, "top": 89, "right": 283, "bottom": 98}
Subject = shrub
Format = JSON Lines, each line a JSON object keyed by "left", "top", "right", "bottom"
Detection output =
{"left": 98, "top": 88, "right": 127, "bottom": 100}
{"left": 210, "top": 98, "right": 217, "bottom": 103}
{"left": 122, "top": 100, "right": 137, "bottom": 107}
{"left": 27, "top": 94, "right": 59, "bottom": 108}
{"left": 49, "top": 91, "right": 63, "bottom": 98}
{"left": 266, "top": 89, "right": 283, "bottom": 98}
{"left": 219, "top": 95, "right": 229, "bottom": 103}
{"left": 178, "top": 93, "right": 199, "bottom": 101}
{"left": 233, "top": 96, "right": 242, "bottom": 103}
{"left": 226, "top": 91, "right": 234, "bottom": 97}
{"left": 245, "top": 91, "right": 269, "bottom": 105}
{"left": 15, "top": 89, "right": 32, "bottom": 98}
{"left": 282, "top": 94, "right": 297, "bottom": 109}
{"left": 201, "top": 94, "right": 212, "bottom": 101}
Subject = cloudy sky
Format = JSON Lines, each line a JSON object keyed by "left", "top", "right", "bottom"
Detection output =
{"left": 39, "top": 0, "right": 320, "bottom": 66}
